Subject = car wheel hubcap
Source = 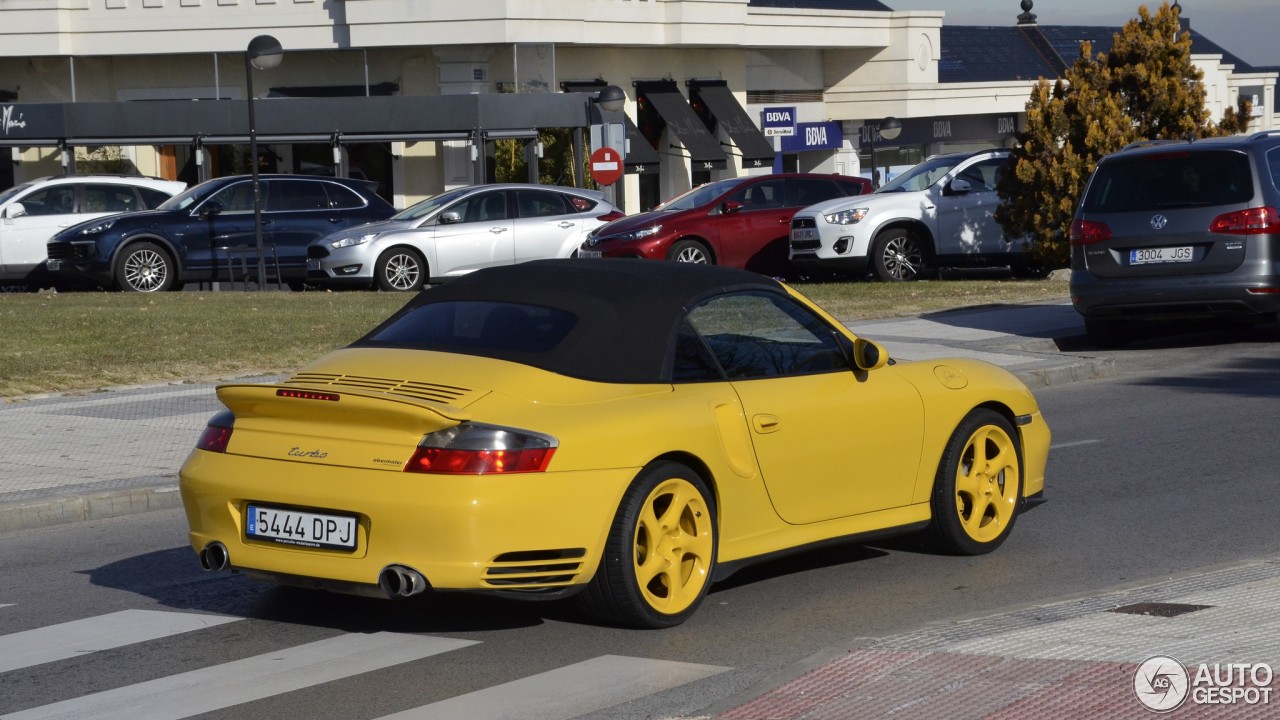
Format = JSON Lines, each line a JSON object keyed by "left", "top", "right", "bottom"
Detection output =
{"left": 954, "top": 424, "right": 1019, "bottom": 542}
{"left": 385, "top": 254, "right": 420, "bottom": 290}
{"left": 882, "top": 238, "right": 921, "bottom": 280}
{"left": 675, "top": 247, "right": 708, "bottom": 264}
{"left": 633, "top": 478, "right": 713, "bottom": 615}
{"left": 125, "top": 250, "right": 166, "bottom": 292}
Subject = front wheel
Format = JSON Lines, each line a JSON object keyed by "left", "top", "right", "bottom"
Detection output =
{"left": 375, "top": 247, "right": 426, "bottom": 292}
{"left": 928, "top": 409, "right": 1022, "bottom": 555}
{"left": 667, "top": 240, "right": 712, "bottom": 265}
{"left": 578, "top": 462, "right": 717, "bottom": 628}
{"left": 870, "top": 229, "right": 926, "bottom": 281}
{"left": 115, "top": 242, "right": 176, "bottom": 292}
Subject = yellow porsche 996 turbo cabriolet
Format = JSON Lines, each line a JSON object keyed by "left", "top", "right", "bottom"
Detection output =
{"left": 179, "top": 259, "right": 1049, "bottom": 628}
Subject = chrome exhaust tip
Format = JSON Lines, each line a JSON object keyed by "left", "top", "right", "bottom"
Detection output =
{"left": 378, "top": 565, "right": 428, "bottom": 598}
{"left": 199, "top": 542, "right": 230, "bottom": 572}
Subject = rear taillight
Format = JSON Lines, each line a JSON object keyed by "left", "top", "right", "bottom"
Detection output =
{"left": 196, "top": 424, "right": 233, "bottom": 453}
{"left": 597, "top": 210, "right": 626, "bottom": 222}
{"left": 405, "top": 423, "right": 557, "bottom": 475}
{"left": 1070, "top": 219, "right": 1112, "bottom": 245}
{"left": 1209, "top": 207, "right": 1280, "bottom": 235}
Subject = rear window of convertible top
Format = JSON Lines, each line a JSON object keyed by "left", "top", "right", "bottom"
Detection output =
{"left": 357, "top": 301, "right": 578, "bottom": 355}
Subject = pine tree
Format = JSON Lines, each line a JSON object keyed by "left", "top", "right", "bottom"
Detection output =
{"left": 996, "top": 2, "right": 1251, "bottom": 269}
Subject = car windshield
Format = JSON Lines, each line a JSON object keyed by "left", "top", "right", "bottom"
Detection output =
{"left": 877, "top": 155, "right": 964, "bottom": 193}
{"left": 391, "top": 187, "right": 473, "bottom": 221}
{"left": 657, "top": 179, "right": 741, "bottom": 211}
{"left": 157, "top": 181, "right": 224, "bottom": 211}
{"left": 0, "top": 183, "right": 33, "bottom": 206}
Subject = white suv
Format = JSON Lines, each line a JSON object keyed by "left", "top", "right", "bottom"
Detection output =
{"left": 789, "top": 149, "right": 1033, "bottom": 280}
{"left": 0, "top": 174, "right": 186, "bottom": 286}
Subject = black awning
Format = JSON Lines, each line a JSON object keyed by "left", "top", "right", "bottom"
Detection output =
{"left": 689, "top": 80, "right": 776, "bottom": 169}
{"left": 623, "top": 117, "right": 659, "bottom": 174}
{"left": 636, "top": 81, "right": 726, "bottom": 170}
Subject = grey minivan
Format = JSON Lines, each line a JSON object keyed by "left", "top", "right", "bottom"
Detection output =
{"left": 1070, "top": 131, "right": 1280, "bottom": 347}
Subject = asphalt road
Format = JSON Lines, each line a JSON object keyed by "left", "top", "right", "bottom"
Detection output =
{"left": 1, "top": 324, "right": 1278, "bottom": 720}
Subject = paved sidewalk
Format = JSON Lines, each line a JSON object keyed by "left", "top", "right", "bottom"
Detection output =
{"left": 0, "top": 301, "right": 1108, "bottom": 533}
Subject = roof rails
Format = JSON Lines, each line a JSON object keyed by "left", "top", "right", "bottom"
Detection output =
{"left": 1247, "top": 129, "right": 1280, "bottom": 142}
{"left": 1120, "top": 139, "right": 1186, "bottom": 151}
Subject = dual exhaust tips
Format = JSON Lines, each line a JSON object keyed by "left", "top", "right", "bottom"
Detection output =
{"left": 198, "top": 542, "right": 427, "bottom": 599}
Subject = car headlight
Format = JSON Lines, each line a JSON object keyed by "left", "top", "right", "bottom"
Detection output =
{"left": 623, "top": 225, "right": 662, "bottom": 241}
{"left": 331, "top": 233, "right": 378, "bottom": 249}
{"left": 78, "top": 218, "right": 117, "bottom": 235}
{"left": 824, "top": 208, "right": 869, "bottom": 225}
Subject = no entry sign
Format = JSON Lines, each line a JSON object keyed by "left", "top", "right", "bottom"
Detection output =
{"left": 590, "top": 146, "right": 623, "bottom": 186}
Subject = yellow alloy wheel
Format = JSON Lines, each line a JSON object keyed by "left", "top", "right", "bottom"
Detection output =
{"left": 954, "top": 423, "right": 1020, "bottom": 543}
{"left": 632, "top": 477, "right": 715, "bottom": 616}
{"left": 579, "top": 461, "right": 718, "bottom": 628}
{"left": 929, "top": 409, "right": 1022, "bottom": 555}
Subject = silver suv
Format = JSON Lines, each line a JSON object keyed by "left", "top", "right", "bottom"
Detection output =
{"left": 1070, "top": 131, "right": 1280, "bottom": 346}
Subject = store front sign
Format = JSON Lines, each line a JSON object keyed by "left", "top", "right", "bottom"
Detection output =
{"left": 859, "top": 113, "right": 1019, "bottom": 148}
{"left": 761, "top": 106, "right": 797, "bottom": 137}
{"left": 781, "top": 121, "right": 843, "bottom": 152}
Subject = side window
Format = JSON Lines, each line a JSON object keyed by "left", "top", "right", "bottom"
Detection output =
{"left": 686, "top": 292, "right": 849, "bottom": 380}
{"left": 206, "top": 182, "right": 256, "bottom": 213}
{"left": 1268, "top": 147, "right": 1280, "bottom": 192}
{"left": 566, "top": 194, "right": 599, "bottom": 213}
{"left": 515, "top": 189, "right": 569, "bottom": 218}
{"left": 19, "top": 186, "right": 76, "bottom": 216}
{"left": 956, "top": 158, "right": 1005, "bottom": 192}
{"left": 324, "top": 183, "right": 365, "bottom": 210}
{"left": 268, "top": 181, "right": 329, "bottom": 211}
{"left": 83, "top": 184, "right": 140, "bottom": 213}
{"left": 726, "top": 179, "right": 784, "bottom": 211}
{"left": 671, "top": 319, "right": 724, "bottom": 383}
{"left": 454, "top": 192, "right": 508, "bottom": 223}
{"left": 788, "top": 178, "right": 844, "bottom": 208}
{"left": 137, "top": 187, "right": 173, "bottom": 209}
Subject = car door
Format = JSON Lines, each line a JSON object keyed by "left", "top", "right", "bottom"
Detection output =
{"left": 431, "top": 190, "right": 516, "bottom": 276}
{"left": 512, "top": 188, "right": 583, "bottom": 263}
{"left": 189, "top": 181, "right": 260, "bottom": 278}
{"left": 0, "top": 184, "right": 79, "bottom": 270}
{"left": 712, "top": 178, "right": 791, "bottom": 272}
{"left": 933, "top": 156, "right": 1009, "bottom": 257}
{"left": 263, "top": 179, "right": 347, "bottom": 275}
{"left": 687, "top": 291, "right": 925, "bottom": 524}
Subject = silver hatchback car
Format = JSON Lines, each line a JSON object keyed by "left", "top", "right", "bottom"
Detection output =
{"left": 1070, "top": 131, "right": 1280, "bottom": 347}
{"left": 307, "top": 183, "right": 624, "bottom": 291}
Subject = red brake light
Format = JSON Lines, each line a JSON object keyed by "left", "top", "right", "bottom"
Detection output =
{"left": 404, "top": 423, "right": 557, "bottom": 475}
{"left": 1209, "top": 207, "right": 1280, "bottom": 235}
{"left": 277, "top": 389, "right": 340, "bottom": 401}
{"left": 1070, "top": 219, "right": 1112, "bottom": 245}
{"left": 196, "top": 424, "right": 233, "bottom": 453}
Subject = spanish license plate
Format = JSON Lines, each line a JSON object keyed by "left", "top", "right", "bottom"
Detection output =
{"left": 306, "top": 259, "right": 321, "bottom": 271}
{"left": 46, "top": 260, "right": 61, "bottom": 271}
{"left": 1130, "top": 246, "right": 1193, "bottom": 265}
{"left": 792, "top": 229, "right": 818, "bottom": 241}
{"left": 577, "top": 250, "right": 602, "bottom": 259}
{"left": 246, "top": 504, "right": 357, "bottom": 551}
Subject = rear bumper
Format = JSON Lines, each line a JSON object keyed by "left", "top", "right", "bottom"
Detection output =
{"left": 1071, "top": 271, "right": 1280, "bottom": 320}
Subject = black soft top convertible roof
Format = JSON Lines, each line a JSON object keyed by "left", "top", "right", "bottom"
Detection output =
{"left": 356, "top": 259, "right": 788, "bottom": 383}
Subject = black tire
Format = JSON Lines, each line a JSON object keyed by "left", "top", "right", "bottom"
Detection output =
{"left": 1011, "top": 258, "right": 1052, "bottom": 279}
{"left": 578, "top": 461, "right": 717, "bottom": 629}
{"left": 666, "top": 239, "right": 713, "bottom": 265}
{"left": 375, "top": 247, "right": 426, "bottom": 292}
{"left": 927, "top": 409, "right": 1022, "bottom": 556}
{"left": 114, "top": 241, "right": 176, "bottom": 293}
{"left": 1084, "top": 317, "right": 1127, "bottom": 349}
{"left": 870, "top": 229, "right": 926, "bottom": 281}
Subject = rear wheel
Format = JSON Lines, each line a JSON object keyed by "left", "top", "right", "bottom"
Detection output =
{"left": 115, "top": 242, "right": 175, "bottom": 292}
{"left": 579, "top": 461, "right": 717, "bottom": 628}
{"left": 871, "top": 229, "right": 926, "bottom": 281}
{"left": 667, "top": 240, "right": 712, "bottom": 265}
{"left": 928, "top": 409, "right": 1022, "bottom": 555}
{"left": 375, "top": 247, "right": 426, "bottom": 292}
{"left": 1085, "top": 317, "right": 1127, "bottom": 348}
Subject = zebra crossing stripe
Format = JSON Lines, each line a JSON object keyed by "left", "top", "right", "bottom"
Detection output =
{"left": 5, "top": 631, "right": 477, "bottom": 720}
{"left": 0, "top": 609, "right": 240, "bottom": 674}
{"left": 376, "top": 654, "right": 731, "bottom": 720}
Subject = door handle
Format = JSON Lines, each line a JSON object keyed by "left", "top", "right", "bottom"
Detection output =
{"left": 752, "top": 414, "right": 781, "bottom": 434}
{"left": 558, "top": 222, "right": 575, "bottom": 228}
{"left": 489, "top": 227, "right": 508, "bottom": 234}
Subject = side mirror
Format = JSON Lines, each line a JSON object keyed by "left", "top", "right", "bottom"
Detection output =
{"left": 439, "top": 211, "right": 462, "bottom": 225}
{"left": 945, "top": 177, "right": 972, "bottom": 196}
{"left": 198, "top": 201, "right": 224, "bottom": 218}
{"left": 3, "top": 202, "right": 27, "bottom": 219}
{"left": 852, "top": 338, "right": 889, "bottom": 371}
{"left": 720, "top": 200, "right": 743, "bottom": 215}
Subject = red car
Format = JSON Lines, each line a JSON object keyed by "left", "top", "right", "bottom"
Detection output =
{"left": 578, "top": 173, "right": 872, "bottom": 276}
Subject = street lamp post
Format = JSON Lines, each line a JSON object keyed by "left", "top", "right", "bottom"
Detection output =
{"left": 867, "top": 116, "right": 902, "bottom": 189}
{"left": 592, "top": 85, "right": 627, "bottom": 212}
{"left": 245, "top": 35, "right": 283, "bottom": 290}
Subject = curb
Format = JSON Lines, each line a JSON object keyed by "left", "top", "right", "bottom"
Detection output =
{"left": 0, "top": 484, "right": 182, "bottom": 533}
